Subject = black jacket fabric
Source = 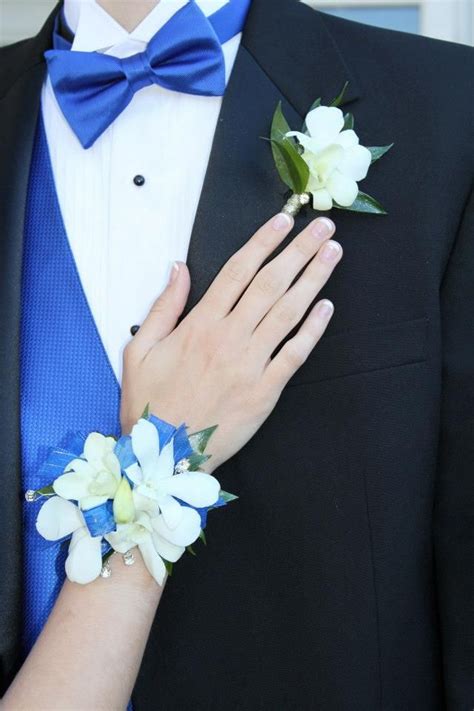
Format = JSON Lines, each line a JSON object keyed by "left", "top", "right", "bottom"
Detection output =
{"left": 0, "top": 1, "right": 473, "bottom": 708}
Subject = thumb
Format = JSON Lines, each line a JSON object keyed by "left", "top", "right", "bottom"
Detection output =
{"left": 133, "top": 261, "right": 191, "bottom": 352}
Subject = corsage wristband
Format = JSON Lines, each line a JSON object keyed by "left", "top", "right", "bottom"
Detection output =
{"left": 26, "top": 409, "right": 236, "bottom": 585}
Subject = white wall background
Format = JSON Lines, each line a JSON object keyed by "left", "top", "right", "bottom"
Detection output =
{"left": 0, "top": 0, "right": 472, "bottom": 46}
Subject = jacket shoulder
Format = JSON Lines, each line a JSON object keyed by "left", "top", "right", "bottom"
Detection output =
{"left": 318, "top": 10, "right": 473, "bottom": 86}
{"left": 0, "top": 37, "right": 44, "bottom": 99}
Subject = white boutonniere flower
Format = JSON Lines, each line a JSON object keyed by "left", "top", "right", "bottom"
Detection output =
{"left": 268, "top": 82, "right": 393, "bottom": 217}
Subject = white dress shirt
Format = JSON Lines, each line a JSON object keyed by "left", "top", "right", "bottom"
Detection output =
{"left": 41, "top": 0, "right": 241, "bottom": 382}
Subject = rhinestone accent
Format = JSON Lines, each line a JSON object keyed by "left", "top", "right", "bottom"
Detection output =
{"left": 175, "top": 458, "right": 190, "bottom": 474}
{"left": 123, "top": 550, "right": 135, "bottom": 566}
{"left": 25, "top": 490, "right": 38, "bottom": 502}
{"left": 100, "top": 562, "right": 112, "bottom": 578}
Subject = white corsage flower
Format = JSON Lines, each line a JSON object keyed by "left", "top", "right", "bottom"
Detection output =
{"left": 36, "top": 496, "right": 103, "bottom": 584}
{"left": 106, "top": 477, "right": 201, "bottom": 585}
{"left": 53, "top": 432, "right": 122, "bottom": 510}
{"left": 268, "top": 83, "right": 393, "bottom": 217}
{"left": 287, "top": 106, "right": 371, "bottom": 210}
{"left": 126, "top": 418, "right": 220, "bottom": 529}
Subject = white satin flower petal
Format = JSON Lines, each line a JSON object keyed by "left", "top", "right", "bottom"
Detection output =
{"left": 338, "top": 144, "right": 372, "bottom": 181}
{"left": 36, "top": 496, "right": 84, "bottom": 540}
{"left": 305, "top": 144, "right": 344, "bottom": 183}
{"left": 305, "top": 106, "right": 344, "bottom": 150}
{"left": 335, "top": 129, "right": 359, "bottom": 148}
{"left": 125, "top": 462, "right": 142, "bottom": 486}
{"left": 131, "top": 418, "right": 162, "bottom": 482}
{"left": 53, "top": 470, "right": 91, "bottom": 501}
{"left": 312, "top": 189, "right": 333, "bottom": 211}
{"left": 65, "top": 528, "right": 103, "bottom": 584}
{"left": 104, "top": 451, "right": 122, "bottom": 481}
{"left": 133, "top": 489, "right": 159, "bottom": 516}
{"left": 138, "top": 535, "right": 167, "bottom": 586}
{"left": 155, "top": 439, "right": 175, "bottom": 482}
{"left": 163, "top": 472, "right": 220, "bottom": 508}
{"left": 159, "top": 494, "right": 184, "bottom": 530}
{"left": 326, "top": 170, "right": 358, "bottom": 207}
{"left": 152, "top": 507, "right": 202, "bottom": 547}
{"left": 83, "top": 432, "right": 113, "bottom": 463}
{"left": 105, "top": 525, "right": 135, "bottom": 554}
{"left": 152, "top": 531, "right": 185, "bottom": 563}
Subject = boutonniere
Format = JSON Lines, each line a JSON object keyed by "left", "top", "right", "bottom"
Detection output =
{"left": 268, "top": 82, "right": 393, "bottom": 217}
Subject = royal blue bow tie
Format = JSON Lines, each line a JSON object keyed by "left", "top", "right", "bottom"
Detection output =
{"left": 45, "top": 0, "right": 250, "bottom": 149}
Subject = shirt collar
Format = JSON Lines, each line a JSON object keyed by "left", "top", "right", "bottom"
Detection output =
{"left": 64, "top": 0, "right": 231, "bottom": 54}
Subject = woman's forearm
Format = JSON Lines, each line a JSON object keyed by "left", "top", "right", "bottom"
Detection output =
{"left": 3, "top": 553, "right": 162, "bottom": 710}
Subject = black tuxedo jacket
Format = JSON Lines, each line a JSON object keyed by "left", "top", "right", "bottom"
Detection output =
{"left": 0, "top": 1, "right": 473, "bottom": 708}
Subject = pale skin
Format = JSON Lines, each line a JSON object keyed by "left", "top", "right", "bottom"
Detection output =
{"left": 2, "top": 212, "right": 342, "bottom": 709}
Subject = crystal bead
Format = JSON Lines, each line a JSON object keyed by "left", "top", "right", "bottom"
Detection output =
{"left": 100, "top": 562, "right": 112, "bottom": 578}
{"left": 123, "top": 551, "right": 135, "bottom": 566}
{"left": 25, "top": 490, "right": 38, "bottom": 502}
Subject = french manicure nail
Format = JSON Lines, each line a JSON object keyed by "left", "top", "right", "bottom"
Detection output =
{"left": 311, "top": 217, "right": 334, "bottom": 238}
{"left": 321, "top": 240, "right": 342, "bottom": 263}
{"left": 272, "top": 212, "right": 293, "bottom": 231}
{"left": 317, "top": 299, "right": 334, "bottom": 319}
{"left": 169, "top": 261, "right": 180, "bottom": 284}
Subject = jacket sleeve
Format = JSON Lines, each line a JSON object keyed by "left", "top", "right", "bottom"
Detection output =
{"left": 434, "top": 185, "right": 474, "bottom": 709}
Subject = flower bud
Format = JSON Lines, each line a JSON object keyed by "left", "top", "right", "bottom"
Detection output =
{"left": 113, "top": 477, "right": 135, "bottom": 524}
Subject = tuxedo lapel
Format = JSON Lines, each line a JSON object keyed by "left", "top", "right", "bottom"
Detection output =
{"left": 0, "top": 5, "right": 57, "bottom": 687}
{"left": 185, "top": 0, "right": 361, "bottom": 310}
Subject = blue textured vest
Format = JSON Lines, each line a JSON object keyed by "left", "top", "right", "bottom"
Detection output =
{"left": 20, "top": 113, "right": 121, "bottom": 650}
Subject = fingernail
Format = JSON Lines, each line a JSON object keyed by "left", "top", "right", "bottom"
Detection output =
{"left": 169, "top": 261, "right": 180, "bottom": 284}
{"left": 316, "top": 299, "right": 334, "bottom": 319}
{"left": 320, "top": 240, "right": 342, "bottom": 263}
{"left": 311, "top": 217, "right": 334, "bottom": 238}
{"left": 272, "top": 213, "right": 293, "bottom": 231}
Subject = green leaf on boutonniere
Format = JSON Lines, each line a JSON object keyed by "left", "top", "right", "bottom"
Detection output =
{"left": 189, "top": 425, "right": 218, "bottom": 454}
{"left": 330, "top": 81, "right": 349, "bottom": 108}
{"left": 270, "top": 102, "right": 310, "bottom": 193}
{"left": 188, "top": 452, "right": 211, "bottom": 471}
{"left": 368, "top": 143, "right": 394, "bottom": 164}
{"left": 141, "top": 403, "right": 150, "bottom": 420}
{"left": 199, "top": 529, "right": 207, "bottom": 546}
{"left": 187, "top": 545, "right": 197, "bottom": 557}
{"left": 164, "top": 560, "right": 174, "bottom": 576}
{"left": 220, "top": 490, "right": 239, "bottom": 503}
{"left": 343, "top": 113, "right": 354, "bottom": 130}
{"left": 335, "top": 191, "right": 387, "bottom": 215}
{"left": 36, "top": 485, "right": 55, "bottom": 497}
{"left": 271, "top": 137, "right": 310, "bottom": 193}
{"left": 271, "top": 101, "right": 292, "bottom": 141}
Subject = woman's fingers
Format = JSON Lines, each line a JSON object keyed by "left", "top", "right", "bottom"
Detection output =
{"left": 199, "top": 212, "right": 294, "bottom": 317}
{"left": 230, "top": 216, "right": 335, "bottom": 331}
{"left": 129, "top": 262, "right": 191, "bottom": 356}
{"left": 251, "top": 239, "right": 343, "bottom": 361}
{"left": 262, "top": 298, "right": 335, "bottom": 395}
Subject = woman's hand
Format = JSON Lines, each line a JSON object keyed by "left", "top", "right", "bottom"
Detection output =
{"left": 120, "top": 213, "right": 342, "bottom": 471}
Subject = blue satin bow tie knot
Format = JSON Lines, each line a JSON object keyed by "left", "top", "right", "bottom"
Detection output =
{"left": 45, "top": 0, "right": 247, "bottom": 149}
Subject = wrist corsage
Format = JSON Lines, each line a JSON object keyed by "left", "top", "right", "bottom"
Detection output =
{"left": 26, "top": 410, "right": 236, "bottom": 585}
